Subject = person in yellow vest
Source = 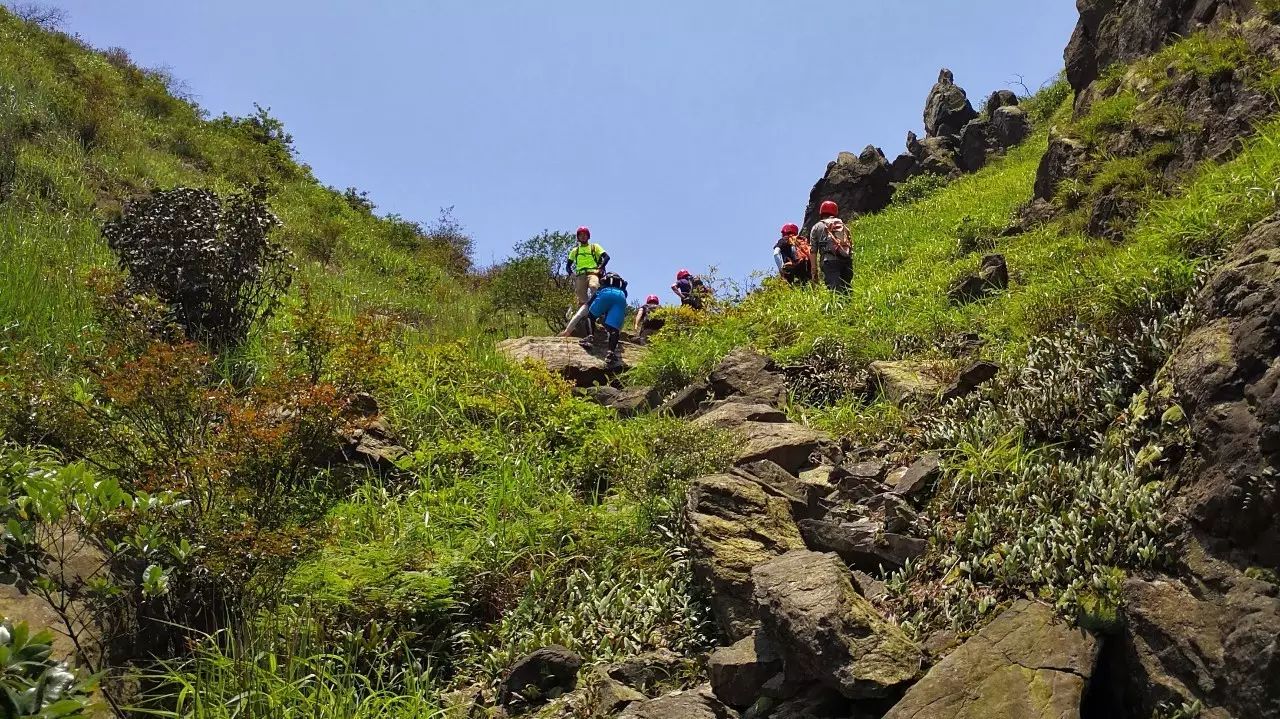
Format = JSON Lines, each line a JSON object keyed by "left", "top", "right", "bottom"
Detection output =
{"left": 560, "top": 226, "right": 610, "bottom": 339}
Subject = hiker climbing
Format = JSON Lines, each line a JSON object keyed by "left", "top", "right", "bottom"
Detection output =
{"left": 671, "top": 269, "right": 707, "bottom": 310}
{"left": 576, "top": 271, "right": 629, "bottom": 364}
{"left": 773, "top": 222, "right": 812, "bottom": 284}
{"left": 634, "top": 294, "right": 663, "bottom": 343}
{"left": 561, "top": 226, "right": 609, "bottom": 336}
{"left": 809, "top": 200, "right": 853, "bottom": 292}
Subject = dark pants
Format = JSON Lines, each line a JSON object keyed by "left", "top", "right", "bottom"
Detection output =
{"left": 782, "top": 263, "right": 812, "bottom": 285}
{"left": 822, "top": 259, "right": 853, "bottom": 292}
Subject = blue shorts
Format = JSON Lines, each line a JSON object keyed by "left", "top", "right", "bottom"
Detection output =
{"left": 589, "top": 287, "right": 627, "bottom": 330}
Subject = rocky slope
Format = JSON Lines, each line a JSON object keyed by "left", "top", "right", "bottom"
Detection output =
{"left": 492, "top": 3, "right": 1280, "bottom": 718}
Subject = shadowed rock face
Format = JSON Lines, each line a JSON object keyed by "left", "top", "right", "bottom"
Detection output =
{"left": 751, "top": 550, "right": 922, "bottom": 699}
{"left": 883, "top": 600, "right": 1099, "bottom": 719}
{"left": 1064, "top": 0, "right": 1257, "bottom": 104}
{"left": 1165, "top": 214, "right": 1280, "bottom": 568}
{"left": 617, "top": 686, "right": 739, "bottom": 719}
{"left": 802, "top": 146, "right": 894, "bottom": 230}
{"left": 923, "top": 68, "right": 978, "bottom": 139}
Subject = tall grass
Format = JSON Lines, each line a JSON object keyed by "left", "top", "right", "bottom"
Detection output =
{"left": 137, "top": 622, "right": 446, "bottom": 719}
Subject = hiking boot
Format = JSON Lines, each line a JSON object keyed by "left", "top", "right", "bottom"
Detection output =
{"left": 605, "top": 351, "right": 621, "bottom": 365}
{"left": 578, "top": 336, "right": 594, "bottom": 350}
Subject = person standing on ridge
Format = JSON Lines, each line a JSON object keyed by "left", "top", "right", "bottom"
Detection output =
{"left": 634, "top": 294, "right": 663, "bottom": 343}
{"left": 809, "top": 201, "right": 852, "bottom": 292}
{"left": 671, "top": 269, "right": 705, "bottom": 310}
{"left": 774, "top": 223, "right": 812, "bottom": 284}
{"left": 564, "top": 226, "right": 609, "bottom": 336}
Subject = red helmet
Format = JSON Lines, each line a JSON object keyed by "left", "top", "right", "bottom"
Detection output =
{"left": 819, "top": 200, "right": 839, "bottom": 217}
{"left": 781, "top": 223, "right": 800, "bottom": 236}
{"left": 575, "top": 226, "right": 591, "bottom": 240}
{"left": 645, "top": 294, "right": 659, "bottom": 305}
{"left": 676, "top": 269, "right": 692, "bottom": 280}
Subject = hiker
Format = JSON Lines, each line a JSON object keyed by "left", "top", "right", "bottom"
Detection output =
{"left": 634, "top": 294, "right": 663, "bottom": 343}
{"left": 774, "top": 223, "right": 812, "bottom": 284}
{"left": 579, "top": 271, "right": 630, "bottom": 364}
{"left": 809, "top": 200, "right": 852, "bottom": 291}
{"left": 671, "top": 269, "right": 706, "bottom": 310}
{"left": 564, "top": 226, "right": 609, "bottom": 335}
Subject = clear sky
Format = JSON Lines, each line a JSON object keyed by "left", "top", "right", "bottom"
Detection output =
{"left": 48, "top": 1, "right": 1078, "bottom": 301}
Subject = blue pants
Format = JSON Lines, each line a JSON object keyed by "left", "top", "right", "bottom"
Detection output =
{"left": 589, "top": 287, "right": 627, "bottom": 330}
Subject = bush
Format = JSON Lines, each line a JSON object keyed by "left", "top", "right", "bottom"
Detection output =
{"left": 0, "top": 621, "right": 97, "bottom": 718}
{"left": 892, "top": 173, "right": 950, "bottom": 205}
{"left": 102, "top": 185, "right": 294, "bottom": 348}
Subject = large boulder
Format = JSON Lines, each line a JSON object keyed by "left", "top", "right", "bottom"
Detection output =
{"left": 694, "top": 408, "right": 830, "bottom": 474}
{"left": 923, "top": 68, "right": 978, "bottom": 138}
{"left": 991, "top": 105, "right": 1030, "bottom": 149}
{"left": 685, "top": 473, "right": 807, "bottom": 641}
{"left": 580, "top": 385, "right": 663, "bottom": 418}
{"left": 983, "top": 89, "right": 1019, "bottom": 118}
{"left": 802, "top": 146, "right": 894, "bottom": 230}
{"left": 709, "top": 348, "right": 788, "bottom": 407}
{"left": 497, "top": 336, "right": 647, "bottom": 388}
{"left": 1064, "top": 0, "right": 1257, "bottom": 103}
{"left": 1032, "top": 133, "right": 1088, "bottom": 202}
{"left": 1105, "top": 564, "right": 1280, "bottom": 719}
{"left": 868, "top": 360, "right": 950, "bottom": 405}
{"left": 957, "top": 118, "right": 994, "bottom": 173}
{"left": 883, "top": 600, "right": 1099, "bottom": 719}
{"left": 751, "top": 550, "right": 922, "bottom": 699}
{"left": 617, "top": 686, "right": 739, "bottom": 719}
{"left": 499, "top": 645, "right": 583, "bottom": 708}
{"left": 1164, "top": 214, "right": 1280, "bottom": 567}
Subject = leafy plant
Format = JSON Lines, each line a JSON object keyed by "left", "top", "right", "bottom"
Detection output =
{"left": 0, "top": 621, "right": 97, "bottom": 718}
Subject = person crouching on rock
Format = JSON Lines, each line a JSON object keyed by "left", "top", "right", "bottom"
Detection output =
{"left": 581, "top": 272, "right": 629, "bottom": 364}
{"left": 634, "top": 294, "right": 663, "bottom": 343}
{"left": 774, "top": 223, "right": 812, "bottom": 284}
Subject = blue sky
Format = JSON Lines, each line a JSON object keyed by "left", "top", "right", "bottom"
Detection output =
{"left": 50, "top": 1, "right": 1078, "bottom": 301}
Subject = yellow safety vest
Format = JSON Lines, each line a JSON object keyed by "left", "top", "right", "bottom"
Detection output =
{"left": 569, "top": 243, "right": 604, "bottom": 274}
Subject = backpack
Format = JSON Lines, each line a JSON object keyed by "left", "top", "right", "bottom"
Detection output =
{"left": 601, "top": 272, "right": 628, "bottom": 293}
{"left": 821, "top": 218, "right": 851, "bottom": 258}
{"left": 792, "top": 236, "right": 812, "bottom": 263}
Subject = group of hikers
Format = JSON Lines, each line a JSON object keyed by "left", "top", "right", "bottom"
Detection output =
{"left": 557, "top": 199, "right": 852, "bottom": 364}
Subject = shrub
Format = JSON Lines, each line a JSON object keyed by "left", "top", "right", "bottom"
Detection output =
{"left": 0, "top": 621, "right": 97, "bottom": 718}
{"left": 892, "top": 173, "right": 950, "bottom": 205}
{"left": 102, "top": 184, "right": 294, "bottom": 348}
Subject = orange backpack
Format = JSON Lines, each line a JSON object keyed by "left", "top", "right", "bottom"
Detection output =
{"left": 791, "top": 235, "right": 812, "bottom": 263}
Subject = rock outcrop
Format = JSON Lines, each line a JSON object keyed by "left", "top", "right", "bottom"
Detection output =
{"left": 685, "top": 473, "right": 807, "bottom": 641}
{"left": 662, "top": 348, "right": 790, "bottom": 418}
{"left": 1165, "top": 214, "right": 1280, "bottom": 568}
{"left": 497, "top": 336, "right": 647, "bottom": 388}
{"left": 1064, "top": 0, "right": 1258, "bottom": 104}
{"left": 708, "top": 633, "right": 782, "bottom": 709}
{"left": 802, "top": 146, "right": 894, "bottom": 229}
{"left": 883, "top": 600, "right": 1099, "bottom": 719}
{"left": 948, "top": 254, "right": 1009, "bottom": 304}
{"left": 499, "top": 645, "right": 583, "bottom": 708}
{"left": 924, "top": 68, "right": 978, "bottom": 139}
{"left": 751, "top": 550, "right": 922, "bottom": 699}
{"left": 1107, "top": 562, "right": 1280, "bottom": 718}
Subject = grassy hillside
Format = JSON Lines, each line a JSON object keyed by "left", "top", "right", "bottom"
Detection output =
{"left": 2, "top": 6, "right": 1280, "bottom": 718}
{"left": 0, "top": 8, "right": 491, "bottom": 364}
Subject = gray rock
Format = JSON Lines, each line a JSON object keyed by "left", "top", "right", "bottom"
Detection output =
{"left": 991, "top": 105, "right": 1030, "bottom": 148}
{"left": 893, "top": 454, "right": 941, "bottom": 498}
{"left": 868, "top": 361, "right": 949, "bottom": 405}
{"left": 686, "top": 473, "right": 807, "bottom": 641}
{"left": 957, "top": 118, "right": 993, "bottom": 173}
{"left": 798, "top": 519, "right": 926, "bottom": 571}
{"left": 851, "top": 570, "right": 889, "bottom": 603}
{"left": 617, "top": 686, "right": 739, "bottom": 719}
{"left": 709, "top": 633, "right": 783, "bottom": 709}
{"left": 883, "top": 600, "right": 1099, "bottom": 719}
{"left": 694, "top": 401, "right": 788, "bottom": 428}
{"left": 1033, "top": 134, "right": 1087, "bottom": 202}
{"left": 659, "top": 381, "right": 713, "bottom": 418}
{"left": 709, "top": 348, "right": 788, "bottom": 407}
{"left": 499, "top": 645, "right": 583, "bottom": 708}
{"left": 948, "top": 254, "right": 1009, "bottom": 304}
{"left": 497, "top": 336, "right": 646, "bottom": 388}
{"left": 752, "top": 550, "right": 922, "bottom": 698}
{"left": 586, "top": 667, "right": 646, "bottom": 715}
{"left": 924, "top": 68, "right": 978, "bottom": 138}
{"left": 940, "top": 360, "right": 1000, "bottom": 403}
{"left": 606, "top": 649, "right": 687, "bottom": 693}
{"left": 802, "top": 146, "right": 894, "bottom": 230}
{"left": 984, "top": 89, "right": 1019, "bottom": 118}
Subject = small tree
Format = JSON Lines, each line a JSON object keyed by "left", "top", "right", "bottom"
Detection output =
{"left": 488, "top": 230, "right": 577, "bottom": 332}
{"left": 102, "top": 185, "right": 293, "bottom": 348}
